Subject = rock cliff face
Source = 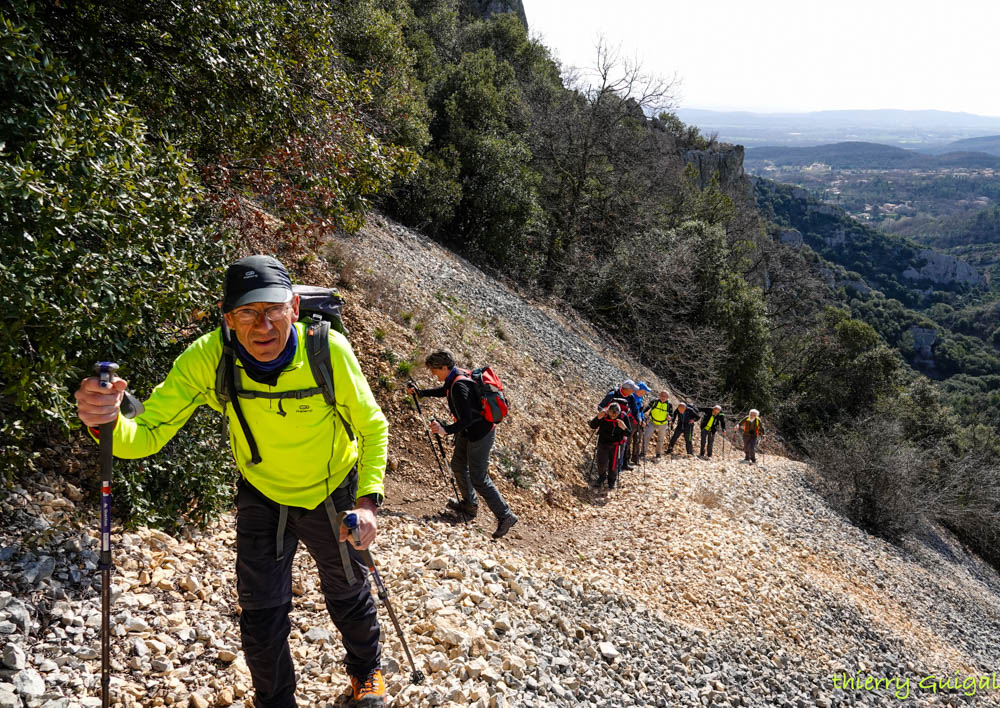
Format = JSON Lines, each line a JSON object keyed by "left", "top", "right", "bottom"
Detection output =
{"left": 683, "top": 145, "right": 751, "bottom": 200}
{"left": 463, "top": 0, "right": 527, "bottom": 26}
{"left": 902, "top": 249, "right": 981, "bottom": 287}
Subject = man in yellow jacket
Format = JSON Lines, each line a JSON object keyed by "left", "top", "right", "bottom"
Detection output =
{"left": 75, "top": 255, "right": 389, "bottom": 707}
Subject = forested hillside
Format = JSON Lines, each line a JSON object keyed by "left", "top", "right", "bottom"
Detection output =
{"left": 3, "top": 0, "right": 1000, "bottom": 575}
{"left": 746, "top": 141, "right": 1000, "bottom": 170}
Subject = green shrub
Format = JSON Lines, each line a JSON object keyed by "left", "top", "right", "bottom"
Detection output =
{"left": 804, "top": 420, "right": 925, "bottom": 541}
{"left": 0, "top": 14, "right": 231, "bottom": 524}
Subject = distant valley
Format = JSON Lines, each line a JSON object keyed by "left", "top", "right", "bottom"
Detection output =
{"left": 676, "top": 107, "right": 1000, "bottom": 148}
{"left": 745, "top": 141, "right": 1000, "bottom": 170}
{"left": 736, "top": 124, "right": 1000, "bottom": 415}
{"left": 742, "top": 139, "right": 1000, "bottom": 285}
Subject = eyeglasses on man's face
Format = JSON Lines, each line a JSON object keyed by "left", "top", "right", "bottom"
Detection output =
{"left": 230, "top": 303, "right": 292, "bottom": 326}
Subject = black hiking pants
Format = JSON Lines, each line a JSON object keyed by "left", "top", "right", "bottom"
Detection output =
{"left": 236, "top": 478, "right": 381, "bottom": 707}
{"left": 594, "top": 442, "right": 619, "bottom": 489}
{"left": 700, "top": 429, "right": 716, "bottom": 457}
{"left": 668, "top": 423, "right": 694, "bottom": 455}
{"left": 743, "top": 435, "right": 758, "bottom": 462}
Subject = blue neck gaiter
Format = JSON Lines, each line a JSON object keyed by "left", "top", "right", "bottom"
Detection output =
{"left": 234, "top": 324, "right": 298, "bottom": 386}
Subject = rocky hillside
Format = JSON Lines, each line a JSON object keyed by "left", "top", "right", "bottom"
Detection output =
{"left": 2, "top": 217, "right": 1000, "bottom": 707}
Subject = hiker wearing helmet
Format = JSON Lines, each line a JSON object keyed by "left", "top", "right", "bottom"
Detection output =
{"left": 598, "top": 380, "right": 639, "bottom": 470}
{"left": 737, "top": 409, "right": 764, "bottom": 464}
{"left": 667, "top": 402, "right": 701, "bottom": 456}
{"left": 643, "top": 391, "right": 673, "bottom": 459}
{"left": 589, "top": 402, "right": 631, "bottom": 490}
{"left": 74, "top": 255, "right": 390, "bottom": 706}
{"left": 630, "top": 382, "right": 651, "bottom": 463}
{"left": 699, "top": 405, "right": 726, "bottom": 458}
{"left": 407, "top": 351, "right": 518, "bottom": 540}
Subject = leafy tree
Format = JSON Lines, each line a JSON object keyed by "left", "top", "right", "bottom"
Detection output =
{"left": 0, "top": 14, "right": 229, "bottom": 516}
{"left": 774, "top": 307, "right": 902, "bottom": 444}
{"left": 1, "top": 2, "right": 419, "bottom": 526}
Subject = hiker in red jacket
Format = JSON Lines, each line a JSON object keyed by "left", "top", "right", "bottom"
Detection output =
{"left": 588, "top": 402, "right": 631, "bottom": 490}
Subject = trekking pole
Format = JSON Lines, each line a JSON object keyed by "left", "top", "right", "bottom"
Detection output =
{"left": 340, "top": 513, "right": 425, "bottom": 686}
{"left": 96, "top": 362, "right": 116, "bottom": 708}
{"left": 642, "top": 431, "right": 647, "bottom": 482}
{"left": 407, "top": 381, "right": 466, "bottom": 521}
{"left": 94, "top": 362, "right": 143, "bottom": 708}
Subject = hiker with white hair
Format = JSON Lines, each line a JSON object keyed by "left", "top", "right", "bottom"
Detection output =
{"left": 736, "top": 409, "right": 764, "bottom": 464}
{"left": 699, "top": 405, "right": 726, "bottom": 459}
{"left": 667, "top": 402, "right": 700, "bottom": 456}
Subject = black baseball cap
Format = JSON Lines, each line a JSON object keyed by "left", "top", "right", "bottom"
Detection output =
{"left": 222, "top": 255, "right": 293, "bottom": 312}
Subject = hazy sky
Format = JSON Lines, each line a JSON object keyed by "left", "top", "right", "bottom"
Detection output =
{"left": 522, "top": 0, "right": 1000, "bottom": 116}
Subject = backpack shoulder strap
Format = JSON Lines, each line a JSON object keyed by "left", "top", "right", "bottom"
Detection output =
{"left": 215, "top": 330, "right": 234, "bottom": 404}
{"left": 217, "top": 326, "right": 262, "bottom": 466}
{"left": 447, "top": 369, "right": 474, "bottom": 396}
{"left": 305, "top": 320, "right": 355, "bottom": 442}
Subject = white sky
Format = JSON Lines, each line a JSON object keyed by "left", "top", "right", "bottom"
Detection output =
{"left": 522, "top": 0, "right": 1000, "bottom": 116}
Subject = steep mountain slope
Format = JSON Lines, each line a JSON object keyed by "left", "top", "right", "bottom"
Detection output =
{"left": 2, "top": 216, "right": 1000, "bottom": 707}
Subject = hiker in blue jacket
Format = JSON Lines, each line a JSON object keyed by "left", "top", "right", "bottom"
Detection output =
{"left": 630, "top": 382, "right": 651, "bottom": 463}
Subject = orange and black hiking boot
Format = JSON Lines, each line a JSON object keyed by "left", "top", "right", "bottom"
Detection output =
{"left": 349, "top": 668, "right": 386, "bottom": 706}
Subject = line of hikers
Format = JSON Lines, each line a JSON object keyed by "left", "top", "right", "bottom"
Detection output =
{"left": 72, "top": 253, "right": 767, "bottom": 706}
{"left": 589, "top": 379, "right": 765, "bottom": 489}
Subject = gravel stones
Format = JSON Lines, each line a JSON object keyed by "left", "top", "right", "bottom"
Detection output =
{"left": 2, "top": 644, "right": 25, "bottom": 671}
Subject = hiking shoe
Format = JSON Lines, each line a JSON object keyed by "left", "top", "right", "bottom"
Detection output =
{"left": 492, "top": 513, "right": 518, "bottom": 539}
{"left": 350, "top": 668, "right": 386, "bottom": 705}
{"left": 446, "top": 498, "right": 478, "bottom": 517}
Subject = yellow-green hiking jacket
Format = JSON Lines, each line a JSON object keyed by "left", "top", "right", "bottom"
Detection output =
{"left": 98, "top": 322, "right": 387, "bottom": 509}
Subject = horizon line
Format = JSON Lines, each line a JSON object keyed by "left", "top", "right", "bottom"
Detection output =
{"left": 678, "top": 106, "right": 1000, "bottom": 120}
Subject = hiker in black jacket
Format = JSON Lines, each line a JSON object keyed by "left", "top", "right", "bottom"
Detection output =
{"left": 699, "top": 405, "right": 726, "bottom": 458}
{"left": 407, "top": 351, "right": 518, "bottom": 539}
{"left": 589, "top": 402, "right": 631, "bottom": 490}
{"left": 598, "top": 380, "right": 639, "bottom": 470}
{"left": 667, "top": 402, "right": 700, "bottom": 456}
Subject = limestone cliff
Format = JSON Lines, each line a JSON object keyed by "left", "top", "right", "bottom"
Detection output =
{"left": 902, "top": 249, "right": 981, "bottom": 287}
{"left": 684, "top": 145, "right": 751, "bottom": 200}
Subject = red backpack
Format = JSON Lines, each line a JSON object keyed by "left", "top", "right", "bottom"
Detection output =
{"left": 449, "top": 367, "right": 509, "bottom": 424}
